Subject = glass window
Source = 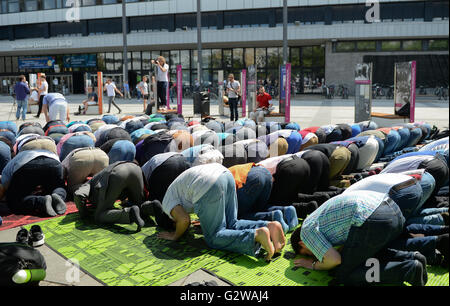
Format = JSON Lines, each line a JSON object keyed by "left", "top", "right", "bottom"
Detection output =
{"left": 11, "top": 56, "right": 18, "bottom": 72}
{"left": 191, "top": 50, "right": 198, "bottom": 70}
{"left": 428, "top": 39, "right": 449, "bottom": 51}
{"left": 402, "top": 40, "right": 422, "bottom": 51}
{"left": 1, "top": 1, "right": 7, "bottom": 14}
{"left": 180, "top": 50, "right": 190, "bottom": 69}
{"left": 24, "top": 0, "right": 38, "bottom": 11}
{"left": 233, "top": 48, "right": 244, "bottom": 69}
{"left": 381, "top": 41, "right": 401, "bottom": 51}
{"left": 8, "top": 0, "right": 19, "bottom": 13}
{"left": 336, "top": 42, "right": 356, "bottom": 52}
{"left": 43, "top": 0, "right": 56, "bottom": 9}
{"left": 256, "top": 48, "right": 266, "bottom": 68}
{"left": 244, "top": 48, "right": 254, "bottom": 67}
{"left": 223, "top": 49, "right": 232, "bottom": 69}
{"left": 182, "top": 70, "right": 190, "bottom": 86}
{"left": 142, "top": 51, "right": 151, "bottom": 70}
{"left": 202, "top": 49, "right": 211, "bottom": 69}
{"left": 5, "top": 57, "right": 11, "bottom": 72}
{"left": 267, "top": 48, "right": 280, "bottom": 68}
{"left": 302, "top": 47, "right": 313, "bottom": 67}
{"left": 0, "top": 57, "right": 4, "bottom": 73}
{"left": 105, "top": 52, "right": 114, "bottom": 71}
{"left": 290, "top": 47, "right": 300, "bottom": 66}
{"left": 211, "top": 49, "right": 222, "bottom": 69}
{"left": 82, "top": 0, "right": 96, "bottom": 5}
{"left": 102, "top": 0, "right": 117, "bottom": 4}
{"left": 132, "top": 51, "right": 141, "bottom": 71}
{"left": 97, "top": 53, "right": 105, "bottom": 71}
{"left": 170, "top": 50, "right": 180, "bottom": 67}
{"left": 356, "top": 41, "right": 376, "bottom": 51}
{"left": 114, "top": 52, "right": 122, "bottom": 71}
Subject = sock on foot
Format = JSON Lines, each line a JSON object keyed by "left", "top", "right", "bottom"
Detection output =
{"left": 51, "top": 194, "right": 67, "bottom": 215}
{"left": 129, "top": 206, "right": 145, "bottom": 232}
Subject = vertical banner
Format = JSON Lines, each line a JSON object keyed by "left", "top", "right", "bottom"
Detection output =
{"left": 410, "top": 61, "right": 417, "bottom": 123}
{"left": 285, "top": 63, "right": 291, "bottom": 123}
{"left": 279, "top": 65, "right": 287, "bottom": 114}
{"left": 247, "top": 65, "right": 257, "bottom": 118}
{"left": 241, "top": 69, "right": 247, "bottom": 118}
{"left": 97, "top": 71, "right": 103, "bottom": 115}
{"left": 166, "top": 73, "right": 170, "bottom": 109}
{"left": 177, "top": 65, "right": 183, "bottom": 115}
{"left": 394, "top": 61, "right": 415, "bottom": 122}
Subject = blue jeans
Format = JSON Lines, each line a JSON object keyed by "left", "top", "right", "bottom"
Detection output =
{"left": 396, "top": 128, "right": 411, "bottom": 151}
{"left": 228, "top": 97, "right": 239, "bottom": 122}
{"left": 16, "top": 99, "right": 28, "bottom": 120}
{"left": 405, "top": 128, "right": 423, "bottom": 148}
{"left": 416, "top": 172, "right": 436, "bottom": 210}
{"left": 388, "top": 180, "right": 422, "bottom": 220}
{"left": 237, "top": 166, "right": 273, "bottom": 219}
{"left": 336, "top": 198, "right": 407, "bottom": 285}
{"left": 407, "top": 207, "right": 448, "bottom": 226}
{"left": 389, "top": 224, "right": 448, "bottom": 265}
{"left": 194, "top": 171, "right": 269, "bottom": 257}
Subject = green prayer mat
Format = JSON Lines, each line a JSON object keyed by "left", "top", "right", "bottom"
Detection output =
{"left": 27, "top": 213, "right": 449, "bottom": 286}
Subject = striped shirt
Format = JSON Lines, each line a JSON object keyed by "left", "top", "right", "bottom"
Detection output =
{"left": 300, "top": 190, "right": 387, "bottom": 262}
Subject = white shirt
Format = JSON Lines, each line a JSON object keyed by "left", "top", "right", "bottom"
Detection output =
{"left": 257, "top": 154, "right": 293, "bottom": 176}
{"left": 105, "top": 83, "right": 117, "bottom": 97}
{"left": 344, "top": 173, "right": 416, "bottom": 195}
{"left": 381, "top": 155, "right": 435, "bottom": 174}
{"left": 162, "top": 163, "right": 229, "bottom": 220}
{"left": 138, "top": 81, "right": 149, "bottom": 95}
{"left": 156, "top": 64, "right": 169, "bottom": 82}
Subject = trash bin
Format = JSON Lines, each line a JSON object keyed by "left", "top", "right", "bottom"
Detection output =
{"left": 193, "top": 91, "right": 210, "bottom": 116}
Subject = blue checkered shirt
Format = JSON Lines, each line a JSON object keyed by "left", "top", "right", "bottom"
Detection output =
{"left": 300, "top": 191, "right": 387, "bottom": 261}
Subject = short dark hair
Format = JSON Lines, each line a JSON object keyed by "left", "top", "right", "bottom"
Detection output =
{"left": 18, "top": 75, "right": 26, "bottom": 82}
{"left": 153, "top": 200, "right": 176, "bottom": 231}
{"left": 290, "top": 225, "right": 302, "bottom": 255}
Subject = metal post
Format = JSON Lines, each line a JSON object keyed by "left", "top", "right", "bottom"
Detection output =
{"left": 283, "top": 0, "right": 288, "bottom": 65}
{"left": 197, "top": 0, "right": 202, "bottom": 92}
{"left": 122, "top": 0, "right": 128, "bottom": 85}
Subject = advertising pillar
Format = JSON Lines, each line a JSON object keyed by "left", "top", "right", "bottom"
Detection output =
{"left": 177, "top": 65, "right": 183, "bottom": 115}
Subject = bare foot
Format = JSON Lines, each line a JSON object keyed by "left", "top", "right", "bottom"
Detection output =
{"left": 255, "top": 227, "right": 275, "bottom": 261}
{"left": 267, "top": 221, "right": 286, "bottom": 253}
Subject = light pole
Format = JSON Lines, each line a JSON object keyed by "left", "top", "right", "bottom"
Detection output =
{"left": 283, "top": 0, "right": 288, "bottom": 65}
{"left": 197, "top": 0, "right": 202, "bottom": 92}
{"left": 122, "top": 0, "right": 128, "bottom": 86}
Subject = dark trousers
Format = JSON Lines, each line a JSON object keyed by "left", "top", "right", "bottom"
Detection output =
{"left": 148, "top": 155, "right": 190, "bottom": 203}
{"left": 6, "top": 156, "right": 66, "bottom": 216}
{"left": 36, "top": 94, "right": 45, "bottom": 116}
{"left": 228, "top": 97, "right": 239, "bottom": 122}
{"left": 157, "top": 81, "right": 168, "bottom": 108}
{"left": 107, "top": 96, "right": 121, "bottom": 113}
{"left": 335, "top": 198, "right": 414, "bottom": 286}
{"left": 94, "top": 163, "right": 144, "bottom": 225}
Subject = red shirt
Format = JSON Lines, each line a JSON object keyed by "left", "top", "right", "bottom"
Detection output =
{"left": 257, "top": 92, "right": 272, "bottom": 108}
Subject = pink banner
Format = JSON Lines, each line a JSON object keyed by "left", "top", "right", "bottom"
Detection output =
{"left": 241, "top": 69, "right": 247, "bottom": 118}
{"left": 410, "top": 61, "right": 416, "bottom": 123}
{"left": 285, "top": 63, "right": 291, "bottom": 123}
{"left": 177, "top": 65, "right": 182, "bottom": 114}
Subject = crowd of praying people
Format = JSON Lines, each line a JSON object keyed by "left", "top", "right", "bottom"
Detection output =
{"left": 0, "top": 113, "right": 448, "bottom": 286}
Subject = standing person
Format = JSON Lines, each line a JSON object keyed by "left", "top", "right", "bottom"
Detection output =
{"left": 226, "top": 74, "right": 241, "bottom": 122}
{"left": 35, "top": 75, "right": 48, "bottom": 118}
{"left": 137, "top": 76, "right": 149, "bottom": 113}
{"left": 123, "top": 81, "right": 131, "bottom": 100}
{"left": 104, "top": 79, "right": 123, "bottom": 114}
{"left": 151, "top": 56, "right": 169, "bottom": 110}
{"left": 42, "top": 93, "right": 70, "bottom": 123}
{"left": 13, "top": 75, "right": 30, "bottom": 121}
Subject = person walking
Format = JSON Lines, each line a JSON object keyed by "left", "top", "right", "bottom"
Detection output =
{"left": 226, "top": 74, "right": 241, "bottom": 122}
{"left": 104, "top": 79, "right": 123, "bottom": 114}
{"left": 152, "top": 56, "right": 169, "bottom": 110}
{"left": 13, "top": 75, "right": 30, "bottom": 121}
{"left": 34, "top": 75, "right": 48, "bottom": 118}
